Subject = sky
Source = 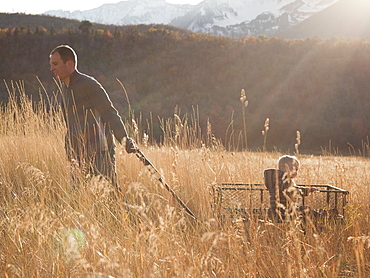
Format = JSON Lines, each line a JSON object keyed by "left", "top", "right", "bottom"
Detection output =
{"left": 1, "top": 0, "right": 203, "bottom": 14}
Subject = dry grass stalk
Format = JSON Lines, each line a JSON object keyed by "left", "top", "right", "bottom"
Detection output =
{"left": 240, "top": 89, "right": 248, "bottom": 151}
{"left": 295, "top": 131, "right": 301, "bottom": 155}
{"left": 262, "top": 117, "right": 269, "bottom": 152}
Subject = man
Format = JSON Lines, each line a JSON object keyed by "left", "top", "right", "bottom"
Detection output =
{"left": 49, "top": 45, "right": 136, "bottom": 187}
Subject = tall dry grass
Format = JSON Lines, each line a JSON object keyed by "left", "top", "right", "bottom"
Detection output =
{"left": 1, "top": 82, "right": 370, "bottom": 277}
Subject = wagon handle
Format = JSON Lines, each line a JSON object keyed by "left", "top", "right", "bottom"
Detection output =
{"left": 135, "top": 149, "right": 198, "bottom": 221}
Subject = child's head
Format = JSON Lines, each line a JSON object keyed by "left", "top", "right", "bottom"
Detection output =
{"left": 278, "top": 155, "right": 300, "bottom": 179}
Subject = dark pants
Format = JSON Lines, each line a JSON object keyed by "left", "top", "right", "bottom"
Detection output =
{"left": 71, "top": 147, "right": 117, "bottom": 187}
{"left": 91, "top": 149, "right": 117, "bottom": 186}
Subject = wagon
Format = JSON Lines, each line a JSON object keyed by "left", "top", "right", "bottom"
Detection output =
{"left": 212, "top": 176, "right": 349, "bottom": 224}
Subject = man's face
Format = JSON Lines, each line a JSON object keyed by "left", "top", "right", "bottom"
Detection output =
{"left": 49, "top": 52, "right": 73, "bottom": 82}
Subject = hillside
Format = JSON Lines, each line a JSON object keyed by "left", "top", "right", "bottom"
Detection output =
{"left": 0, "top": 13, "right": 190, "bottom": 34}
{"left": 0, "top": 14, "right": 369, "bottom": 154}
{"left": 0, "top": 13, "right": 82, "bottom": 31}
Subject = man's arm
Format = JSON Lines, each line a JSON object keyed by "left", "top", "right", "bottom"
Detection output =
{"left": 87, "top": 79, "right": 128, "bottom": 143}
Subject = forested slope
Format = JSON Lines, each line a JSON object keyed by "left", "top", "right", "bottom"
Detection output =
{"left": 0, "top": 14, "right": 369, "bottom": 154}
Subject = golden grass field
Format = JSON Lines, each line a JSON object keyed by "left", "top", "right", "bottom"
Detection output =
{"left": 1, "top": 83, "right": 370, "bottom": 277}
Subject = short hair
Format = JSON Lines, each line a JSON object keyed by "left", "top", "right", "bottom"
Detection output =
{"left": 278, "top": 155, "right": 299, "bottom": 171}
{"left": 50, "top": 45, "right": 77, "bottom": 67}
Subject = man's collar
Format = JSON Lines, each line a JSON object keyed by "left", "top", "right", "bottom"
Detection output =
{"left": 67, "top": 70, "right": 79, "bottom": 87}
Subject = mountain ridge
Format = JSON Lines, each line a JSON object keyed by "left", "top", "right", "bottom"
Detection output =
{"left": 44, "top": 0, "right": 339, "bottom": 38}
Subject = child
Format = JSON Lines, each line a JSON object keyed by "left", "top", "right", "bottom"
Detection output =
{"left": 264, "top": 155, "right": 313, "bottom": 222}
{"left": 278, "top": 155, "right": 299, "bottom": 180}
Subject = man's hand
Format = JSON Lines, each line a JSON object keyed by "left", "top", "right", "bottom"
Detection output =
{"left": 125, "top": 137, "right": 138, "bottom": 153}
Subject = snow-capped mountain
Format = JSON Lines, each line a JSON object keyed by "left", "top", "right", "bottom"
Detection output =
{"left": 171, "top": 0, "right": 339, "bottom": 37}
{"left": 278, "top": 0, "right": 370, "bottom": 39}
{"left": 44, "top": 0, "right": 339, "bottom": 37}
{"left": 45, "top": 0, "right": 193, "bottom": 26}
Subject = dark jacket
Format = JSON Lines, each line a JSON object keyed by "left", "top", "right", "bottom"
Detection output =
{"left": 60, "top": 70, "right": 127, "bottom": 158}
